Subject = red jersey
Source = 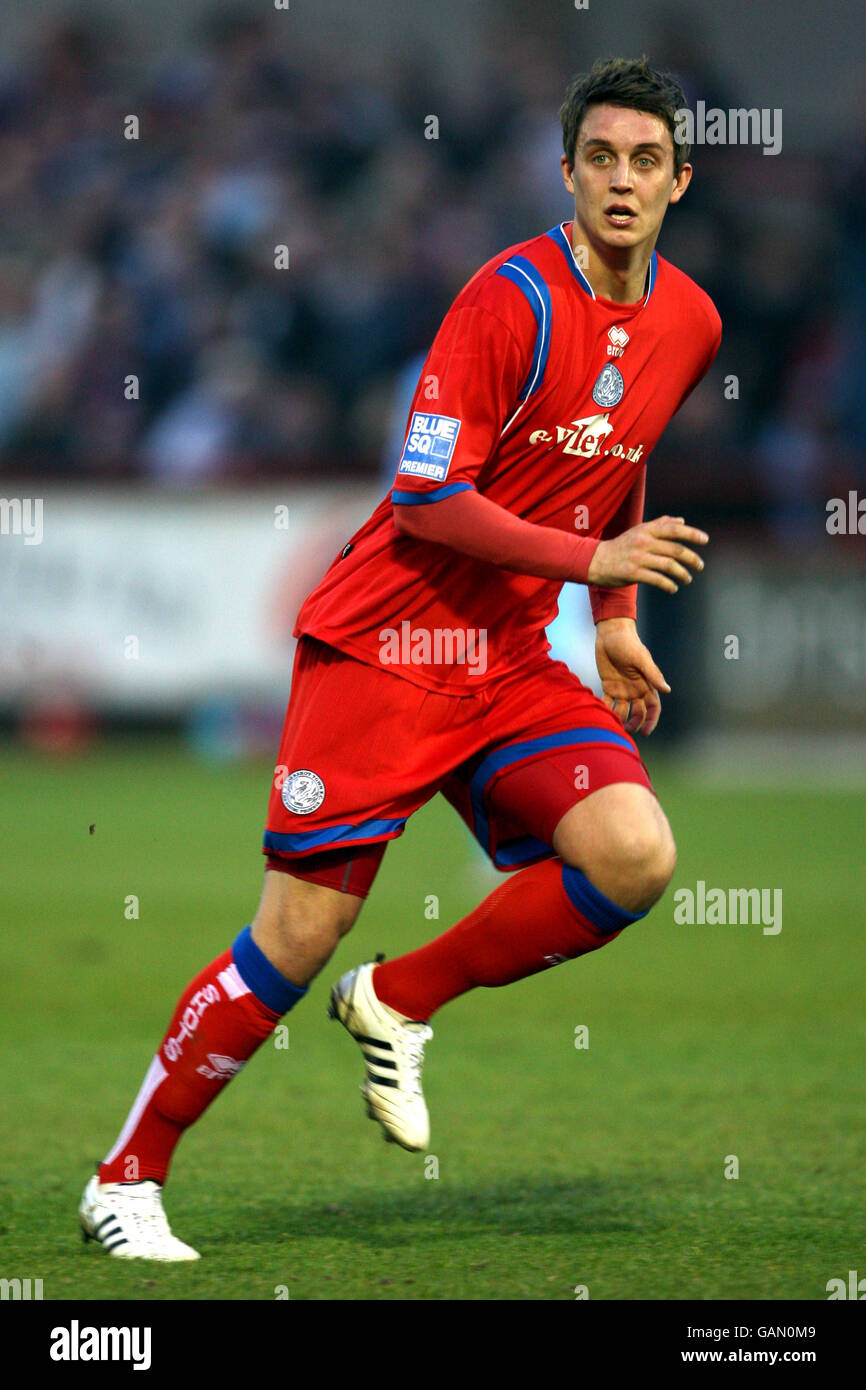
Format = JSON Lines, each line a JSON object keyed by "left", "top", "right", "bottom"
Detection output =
{"left": 295, "top": 220, "right": 722, "bottom": 693}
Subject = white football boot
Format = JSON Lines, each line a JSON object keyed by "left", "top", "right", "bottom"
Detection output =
{"left": 328, "top": 961, "right": 433, "bottom": 1151}
{"left": 79, "top": 1176, "right": 200, "bottom": 1261}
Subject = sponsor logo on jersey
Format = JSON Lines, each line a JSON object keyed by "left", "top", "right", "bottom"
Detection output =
{"left": 397, "top": 412, "right": 462, "bottom": 482}
{"left": 592, "top": 363, "right": 625, "bottom": 407}
{"left": 607, "top": 325, "right": 629, "bottom": 357}
{"left": 281, "top": 769, "right": 326, "bottom": 815}
{"left": 528, "top": 412, "right": 644, "bottom": 463}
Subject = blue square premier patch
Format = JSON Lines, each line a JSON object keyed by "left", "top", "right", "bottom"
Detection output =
{"left": 397, "top": 412, "right": 462, "bottom": 483}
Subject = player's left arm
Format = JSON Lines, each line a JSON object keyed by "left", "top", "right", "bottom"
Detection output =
{"left": 595, "top": 303, "right": 722, "bottom": 737}
{"left": 595, "top": 617, "right": 670, "bottom": 737}
{"left": 589, "top": 467, "right": 666, "bottom": 737}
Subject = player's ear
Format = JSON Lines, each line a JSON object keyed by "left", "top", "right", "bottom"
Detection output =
{"left": 668, "top": 162, "right": 692, "bottom": 205}
{"left": 561, "top": 154, "right": 576, "bottom": 194}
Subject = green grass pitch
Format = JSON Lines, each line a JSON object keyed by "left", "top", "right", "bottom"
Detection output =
{"left": 0, "top": 738, "right": 862, "bottom": 1301}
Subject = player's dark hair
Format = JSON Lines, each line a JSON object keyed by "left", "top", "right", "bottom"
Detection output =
{"left": 559, "top": 55, "right": 690, "bottom": 175}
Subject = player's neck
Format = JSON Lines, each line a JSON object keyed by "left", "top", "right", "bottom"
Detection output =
{"left": 571, "top": 222, "right": 654, "bottom": 305}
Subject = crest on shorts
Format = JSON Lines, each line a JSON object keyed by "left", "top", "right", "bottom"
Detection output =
{"left": 281, "top": 769, "right": 325, "bottom": 815}
{"left": 592, "top": 363, "right": 624, "bottom": 408}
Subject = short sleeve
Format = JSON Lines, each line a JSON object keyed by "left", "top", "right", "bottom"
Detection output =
{"left": 390, "top": 300, "right": 533, "bottom": 506}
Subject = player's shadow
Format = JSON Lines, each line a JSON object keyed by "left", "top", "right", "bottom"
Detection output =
{"left": 245, "top": 1174, "right": 646, "bottom": 1246}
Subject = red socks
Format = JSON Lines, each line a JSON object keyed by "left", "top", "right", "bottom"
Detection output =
{"left": 373, "top": 857, "right": 644, "bottom": 1020}
{"left": 97, "top": 865, "right": 643, "bottom": 1184}
{"left": 99, "top": 927, "right": 305, "bottom": 1185}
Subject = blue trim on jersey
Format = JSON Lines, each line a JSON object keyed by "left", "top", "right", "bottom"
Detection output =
{"left": 561, "top": 864, "right": 648, "bottom": 934}
{"left": 494, "top": 835, "right": 553, "bottom": 868}
{"left": 548, "top": 225, "right": 659, "bottom": 306}
{"left": 392, "top": 482, "right": 474, "bottom": 506}
{"left": 231, "top": 925, "right": 308, "bottom": 1014}
{"left": 264, "top": 817, "right": 406, "bottom": 855}
{"left": 468, "top": 726, "right": 636, "bottom": 861}
{"left": 495, "top": 256, "right": 552, "bottom": 400}
{"left": 645, "top": 250, "right": 658, "bottom": 304}
{"left": 546, "top": 224, "right": 596, "bottom": 299}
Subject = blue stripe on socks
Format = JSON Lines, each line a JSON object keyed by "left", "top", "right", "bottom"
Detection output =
{"left": 561, "top": 865, "right": 649, "bottom": 936}
{"left": 231, "top": 925, "right": 308, "bottom": 1015}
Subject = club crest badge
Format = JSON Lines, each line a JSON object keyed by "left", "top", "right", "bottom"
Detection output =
{"left": 592, "top": 363, "right": 625, "bottom": 408}
{"left": 281, "top": 769, "right": 326, "bottom": 815}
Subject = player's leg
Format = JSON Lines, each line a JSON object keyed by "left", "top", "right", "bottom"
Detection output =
{"left": 371, "top": 771, "right": 669, "bottom": 1024}
{"left": 341, "top": 701, "right": 671, "bottom": 1145}
{"left": 251, "top": 857, "right": 366, "bottom": 981}
{"left": 369, "top": 659, "right": 672, "bottom": 1026}
{"left": 80, "top": 865, "right": 365, "bottom": 1261}
{"left": 81, "top": 636, "right": 399, "bottom": 1260}
{"left": 82, "top": 634, "right": 471, "bottom": 1255}
{"left": 98, "top": 866, "right": 367, "bottom": 1185}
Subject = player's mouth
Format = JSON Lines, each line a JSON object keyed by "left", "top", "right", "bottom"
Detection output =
{"left": 604, "top": 205, "right": 638, "bottom": 227}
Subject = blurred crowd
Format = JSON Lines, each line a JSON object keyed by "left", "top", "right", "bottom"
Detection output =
{"left": 0, "top": 6, "right": 863, "bottom": 537}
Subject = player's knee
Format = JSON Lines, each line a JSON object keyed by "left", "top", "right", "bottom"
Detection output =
{"left": 257, "top": 868, "right": 361, "bottom": 941}
{"left": 560, "top": 812, "right": 676, "bottom": 913}
{"left": 592, "top": 819, "right": 673, "bottom": 901}
{"left": 628, "top": 821, "right": 677, "bottom": 907}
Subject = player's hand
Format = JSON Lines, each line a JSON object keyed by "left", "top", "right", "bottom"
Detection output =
{"left": 595, "top": 618, "right": 669, "bottom": 737}
{"left": 587, "top": 516, "right": 708, "bottom": 593}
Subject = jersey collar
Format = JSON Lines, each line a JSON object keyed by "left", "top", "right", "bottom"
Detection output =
{"left": 547, "top": 222, "right": 657, "bottom": 307}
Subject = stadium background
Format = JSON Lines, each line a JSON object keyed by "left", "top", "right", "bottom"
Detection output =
{"left": 1, "top": 0, "right": 864, "bottom": 1304}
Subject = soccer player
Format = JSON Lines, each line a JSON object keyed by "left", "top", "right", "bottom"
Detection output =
{"left": 80, "top": 56, "right": 721, "bottom": 1260}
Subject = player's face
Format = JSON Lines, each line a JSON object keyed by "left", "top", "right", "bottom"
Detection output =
{"left": 561, "top": 103, "right": 691, "bottom": 255}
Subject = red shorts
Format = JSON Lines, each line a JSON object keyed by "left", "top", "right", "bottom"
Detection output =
{"left": 264, "top": 637, "right": 654, "bottom": 896}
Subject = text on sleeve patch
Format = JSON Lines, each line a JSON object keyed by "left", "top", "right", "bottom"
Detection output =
{"left": 397, "top": 413, "right": 462, "bottom": 482}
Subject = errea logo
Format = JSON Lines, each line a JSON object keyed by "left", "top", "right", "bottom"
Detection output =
{"left": 607, "top": 325, "right": 629, "bottom": 357}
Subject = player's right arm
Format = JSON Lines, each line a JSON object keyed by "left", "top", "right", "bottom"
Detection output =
{"left": 391, "top": 295, "right": 603, "bottom": 582}
{"left": 395, "top": 470, "right": 707, "bottom": 592}
{"left": 393, "top": 485, "right": 602, "bottom": 581}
